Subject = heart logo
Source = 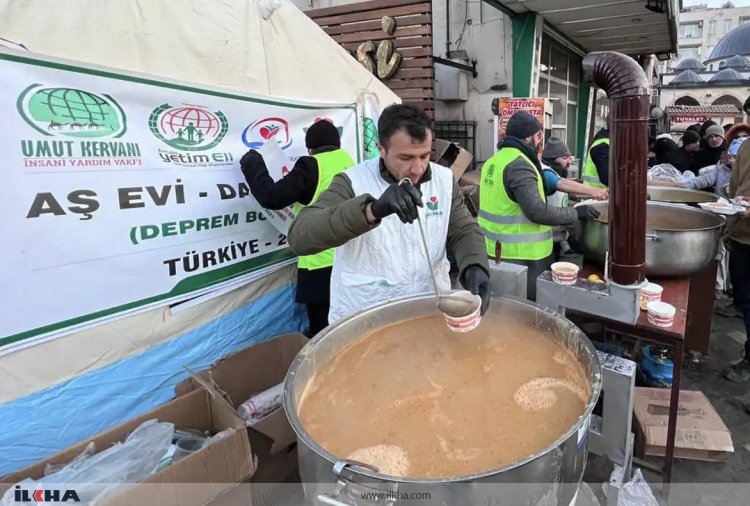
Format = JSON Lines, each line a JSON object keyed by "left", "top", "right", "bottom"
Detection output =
{"left": 426, "top": 196, "right": 439, "bottom": 212}
{"left": 259, "top": 125, "right": 280, "bottom": 140}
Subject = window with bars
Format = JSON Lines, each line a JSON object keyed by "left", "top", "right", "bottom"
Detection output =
{"left": 538, "top": 35, "right": 580, "bottom": 155}
{"left": 433, "top": 121, "right": 477, "bottom": 169}
{"left": 680, "top": 23, "right": 702, "bottom": 38}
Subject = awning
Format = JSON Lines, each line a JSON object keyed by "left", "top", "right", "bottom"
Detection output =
{"left": 487, "top": 0, "right": 678, "bottom": 56}
{"left": 665, "top": 105, "right": 741, "bottom": 118}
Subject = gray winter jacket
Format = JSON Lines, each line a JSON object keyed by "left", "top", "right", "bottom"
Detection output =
{"left": 682, "top": 164, "right": 732, "bottom": 198}
{"left": 501, "top": 157, "right": 578, "bottom": 226}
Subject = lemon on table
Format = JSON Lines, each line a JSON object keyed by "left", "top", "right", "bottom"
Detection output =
{"left": 588, "top": 274, "right": 604, "bottom": 284}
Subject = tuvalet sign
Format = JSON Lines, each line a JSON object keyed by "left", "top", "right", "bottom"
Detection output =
{"left": 0, "top": 49, "right": 360, "bottom": 352}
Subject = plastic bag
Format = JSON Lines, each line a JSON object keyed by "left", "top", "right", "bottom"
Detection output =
{"left": 648, "top": 164, "right": 681, "bottom": 183}
{"left": 617, "top": 469, "right": 659, "bottom": 506}
{"left": 648, "top": 165, "right": 695, "bottom": 184}
{"left": 1, "top": 420, "right": 174, "bottom": 505}
{"left": 44, "top": 442, "right": 96, "bottom": 477}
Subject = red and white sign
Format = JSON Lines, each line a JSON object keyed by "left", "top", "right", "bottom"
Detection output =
{"left": 495, "top": 97, "right": 546, "bottom": 157}
{"left": 670, "top": 115, "right": 709, "bottom": 124}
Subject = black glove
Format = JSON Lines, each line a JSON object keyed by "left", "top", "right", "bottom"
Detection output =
{"left": 239, "top": 149, "right": 267, "bottom": 183}
{"left": 461, "top": 265, "right": 491, "bottom": 316}
{"left": 576, "top": 205, "right": 601, "bottom": 221}
{"left": 370, "top": 181, "right": 423, "bottom": 223}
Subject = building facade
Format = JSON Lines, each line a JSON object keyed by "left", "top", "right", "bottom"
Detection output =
{"left": 668, "top": 1, "right": 750, "bottom": 69}
{"left": 296, "top": 0, "right": 676, "bottom": 164}
{"left": 659, "top": 3, "right": 750, "bottom": 131}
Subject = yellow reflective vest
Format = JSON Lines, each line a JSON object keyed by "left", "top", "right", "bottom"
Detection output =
{"left": 294, "top": 149, "right": 355, "bottom": 270}
{"left": 478, "top": 147, "right": 553, "bottom": 261}
{"left": 583, "top": 138, "right": 609, "bottom": 189}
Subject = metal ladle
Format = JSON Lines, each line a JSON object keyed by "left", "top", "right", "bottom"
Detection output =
{"left": 400, "top": 179, "right": 480, "bottom": 318}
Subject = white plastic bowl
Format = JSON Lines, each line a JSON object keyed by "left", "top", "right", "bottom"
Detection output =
{"left": 647, "top": 301, "right": 675, "bottom": 328}
{"left": 551, "top": 262, "right": 579, "bottom": 286}
{"left": 640, "top": 282, "right": 663, "bottom": 311}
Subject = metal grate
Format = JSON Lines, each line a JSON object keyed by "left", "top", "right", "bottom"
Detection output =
{"left": 434, "top": 121, "right": 477, "bottom": 169}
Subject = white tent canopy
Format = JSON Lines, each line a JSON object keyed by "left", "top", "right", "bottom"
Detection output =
{"left": 0, "top": 0, "right": 397, "bottom": 403}
{"left": 0, "top": 0, "right": 397, "bottom": 104}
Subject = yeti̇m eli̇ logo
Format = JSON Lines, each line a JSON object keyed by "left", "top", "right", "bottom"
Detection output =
{"left": 242, "top": 117, "right": 293, "bottom": 150}
{"left": 18, "top": 84, "right": 126, "bottom": 138}
{"left": 426, "top": 196, "right": 439, "bottom": 211}
{"left": 149, "top": 104, "right": 228, "bottom": 151}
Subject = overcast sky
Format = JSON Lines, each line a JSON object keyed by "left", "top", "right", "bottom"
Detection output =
{"left": 684, "top": 0, "right": 750, "bottom": 7}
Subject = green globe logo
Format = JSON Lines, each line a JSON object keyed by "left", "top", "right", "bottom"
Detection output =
{"left": 18, "top": 84, "right": 126, "bottom": 138}
{"left": 149, "top": 104, "right": 228, "bottom": 151}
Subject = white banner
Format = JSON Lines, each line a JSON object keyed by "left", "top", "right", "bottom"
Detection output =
{"left": 0, "top": 50, "right": 360, "bottom": 350}
{"left": 256, "top": 139, "right": 297, "bottom": 237}
{"left": 362, "top": 92, "right": 382, "bottom": 160}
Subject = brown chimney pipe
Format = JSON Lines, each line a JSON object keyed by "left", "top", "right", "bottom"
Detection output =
{"left": 582, "top": 51, "right": 650, "bottom": 286}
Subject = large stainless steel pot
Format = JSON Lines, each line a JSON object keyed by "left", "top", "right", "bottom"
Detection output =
{"left": 284, "top": 295, "right": 602, "bottom": 506}
{"left": 646, "top": 186, "right": 718, "bottom": 205}
{"left": 581, "top": 201, "right": 725, "bottom": 278}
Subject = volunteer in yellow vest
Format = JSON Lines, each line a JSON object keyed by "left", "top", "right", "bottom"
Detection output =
{"left": 583, "top": 128, "right": 610, "bottom": 189}
{"left": 240, "top": 119, "right": 355, "bottom": 337}
{"left": 479, "top": 111, "right": 600, "bottom": 300}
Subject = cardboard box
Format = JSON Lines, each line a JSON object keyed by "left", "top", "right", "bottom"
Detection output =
{"left": 435, "top": 138, "right": 474, "bottom": 181}
{"left": 176, "top": 333, "right": 308, "bottom": 485}
{"left": 633, "top": 388, "right": 734, "bottom": 462}
{"left": 0, "top": 384, "right": 254, "bottom": 506}
{"left": 459, "top": 168, "right": 481, "bottom": 187}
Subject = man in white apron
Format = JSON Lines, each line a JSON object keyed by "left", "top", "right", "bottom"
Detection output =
{"left": 287, "top": 104, "right": 491, "bottom": 323}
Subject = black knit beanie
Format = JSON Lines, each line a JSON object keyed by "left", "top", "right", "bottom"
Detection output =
{"left": 305, "top": 120, "right": 341, "bottom": 150}
{"left": 682, "top": 129, "right": 701, "bottom": 146}
{"left": 506, "top": 111, "right": 542, "bottom": 139}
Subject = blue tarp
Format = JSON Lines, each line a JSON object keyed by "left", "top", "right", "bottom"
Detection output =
{"left": 0, "top": 283, "right": 306, "bottom": 475}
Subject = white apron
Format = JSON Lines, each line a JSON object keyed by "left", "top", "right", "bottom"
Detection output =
{"left": 328, "top": 159, "right": 453, "bottom": 323}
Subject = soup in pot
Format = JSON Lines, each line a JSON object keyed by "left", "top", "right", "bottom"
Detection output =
{"left": 298, "top": 312, "right": 590, "bottom": 479}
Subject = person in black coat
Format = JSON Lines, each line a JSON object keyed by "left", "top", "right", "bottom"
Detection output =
{"left": 693, "top": 124, "right": 726, "bottom": 171}
{"left": 654, "top": 137, "right": 679, "bottom": 165}
{"left": 589, "top": 128, "right": 610, "bottom": 186}
{"left": 665, "top": 130, "right": 700, "bottom": 173}
{"left": 239, "top": 120, "right": 355, "bottom": 337}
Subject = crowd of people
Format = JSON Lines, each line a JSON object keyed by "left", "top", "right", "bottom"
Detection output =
{"left": 640, "top": 119, "right": 750, "bottom": 385}
{"left": 649, "top": 120, "right": 750, "bottom": 187}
